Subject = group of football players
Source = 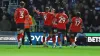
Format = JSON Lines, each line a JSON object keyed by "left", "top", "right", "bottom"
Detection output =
{"left": 14, "top": 1, "right": 83, "bottom": 49}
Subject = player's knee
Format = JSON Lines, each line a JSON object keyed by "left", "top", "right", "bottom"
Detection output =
{"left": 20, "top": 29, "right": 24, "bottom": 33}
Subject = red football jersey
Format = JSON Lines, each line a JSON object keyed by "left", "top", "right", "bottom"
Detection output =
{"left": 52, "top": 17, "right": 58, "bottom": 28}
{"left": 14, "top": 8, "right": 29, "bottom": 24}
{"left": 40, "top": 12, "right": 54, "bottom": 26}
{"left": 55, "top": 13, "right": 68, "bottom": 30}
{"left": 69, "top": 17, "right": 83, "bottom": 32}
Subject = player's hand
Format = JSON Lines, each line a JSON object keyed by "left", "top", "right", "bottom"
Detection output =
{"left": 33, "top": 7, "right": 36, "bottom": 12}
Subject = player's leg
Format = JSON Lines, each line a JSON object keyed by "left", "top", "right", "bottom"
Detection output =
{"left": 46, "top": 32, "right": 52, "bottom": 44}
{"left": 73, "top": 33, "right": 77, "bottom": 48}
{"left": 57, "top": 29, "right": 62, "bottom": 48}
{"left": 22, "top": 30, "right": 25, "bottom": 45}
{"left": 18, "top": 29, "right": 24, "bottom": 49}
{"left": 17, "top": 29, "right": 24, "bottom": 49}
{"left": 63, "top": 30, "right": 67, "bottom": 46}
{"left": 69, "top": 32, "right": 77, "bottom": 48}
{"left": 46, "top": 26, "right": 53, "bottom": 45}
{"left": 16, "top": 24, "right": 21, "bottom": 49}
{"left": 52, "top": 28, "right": 57, "bottom": 48}
{"left": 25, "top": 28, "right": 32, "bottom": 45}
{"left": 16, "top": 23, "right": 24, "bottom": 49}
{"left": 42, "top": 26, "right": 48, "bottom": 47}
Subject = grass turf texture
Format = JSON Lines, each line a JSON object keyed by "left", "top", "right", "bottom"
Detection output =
{"left": 0, "top": 45, "right": 100, "bottom": 56}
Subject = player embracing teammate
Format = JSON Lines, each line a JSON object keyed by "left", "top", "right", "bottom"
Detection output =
{"left": 53, "top": 8, "right": 69, "bottom": 48}
{"left": 34, "top": 7, "right": 70, "bottom": 48}
{"left": 34, "top": 7, "right": 56, "bottom": 47}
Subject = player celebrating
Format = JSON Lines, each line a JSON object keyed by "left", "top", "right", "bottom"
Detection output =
{"left": 55, "top": 8, "right": 69, "bottom": 48}
{"left": 51, "top": 8, "right": 57, "bottom": 48}
{"left": 34, "top": 7, "right": 54, "bottom": 47}
{"left": 69, "top": 12, "right": 83, "bottom": 48}
{"left": 14, "top": 1, "right": 29, "bottom": 49}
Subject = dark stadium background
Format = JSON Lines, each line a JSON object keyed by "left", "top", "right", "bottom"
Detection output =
{"left": 0, "top": 0, "right": 100, "bottom": 46}
{"left": 0, "top": 0, "right": 99, "bottom": 33}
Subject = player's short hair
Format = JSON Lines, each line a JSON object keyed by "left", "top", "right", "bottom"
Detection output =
{"left": 59, "top": 8, "right": 64, "bottom": 13}
{"left": 45, "top": 7, "right": 49, "bottom": 10}
{"left": 20, "top": 1, "right": 25, "bottom": 7}
{"left": 76, "top": 12, "right": 81, "bottom": 17}
{"left": 51, "top": 8, "right": 55, "bottom": 12}
{"left": 45, "top": 7, "right": 50, "bottom": 12}
{"left": 51, "top": 8, "right": 55, "bottom": 10}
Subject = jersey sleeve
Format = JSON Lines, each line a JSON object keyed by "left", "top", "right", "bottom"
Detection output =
{"left": 65, "top": 14, "right": 69, "bottom": 24}
{"left": 55, "top": 13, "right": 59, "bottom": 22}
{"left": 14, "top": 9, "right": 18, "bottom": 22}
{"left": 29, "top": 15, "right": 33, "bottom": 26}
{"left": 71, "top": 17, "right": 75, "bottom": 23}
{"left": 25, "top": 9, "right": 29, "bottom": 20}
{"left": 35, "top": 9, "right": 44, "bottom": 16}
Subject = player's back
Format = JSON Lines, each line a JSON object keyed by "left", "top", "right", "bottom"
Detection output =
{"left": 70, "top": 17, "right": 82, "bottom": 32}
{"left": 41, "top": 12, "right": 54, "bottom": 26}
{"left": 56, "top": 13, "right": 68, "bottom": 30}
{"left": 14, "top": 8, "right": 29, "bottom": 24}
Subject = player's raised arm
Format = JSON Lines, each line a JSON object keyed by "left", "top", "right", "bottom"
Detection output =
{"left": 33, "top": 7, "right": 43, "bottom": 15}
{"left": 65, "top": 14, "right": 69, "bottom": 24}
{"left": 33, "top": 7, "right": 41, "bottom": 14}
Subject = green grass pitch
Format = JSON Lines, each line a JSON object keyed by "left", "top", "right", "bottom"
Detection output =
{"left": 0, "top": 45, "right": 100, "bottom": 56}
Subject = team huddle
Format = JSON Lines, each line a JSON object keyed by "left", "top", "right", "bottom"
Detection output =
{"left": 14, "top": 1, "right": 83, "bottom": 49}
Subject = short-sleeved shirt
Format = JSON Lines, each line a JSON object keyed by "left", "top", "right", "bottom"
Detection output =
{"left": 69, "top": 17, "right": 82, "bottom": 32}
{"left": 14, "top": 8, "right": 29, "bottom": 24}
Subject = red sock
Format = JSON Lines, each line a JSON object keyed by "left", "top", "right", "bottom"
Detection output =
{"left": 46, "top": 36, "right": 51, "bottom": 41}
{"left": 43, "top": 37, "right": 45, "bottom": 43}
{"left": 52, "top": 35, "right": 56, "bottom": 43}
{"left": 17, "top": 34, "right": 20, "bottom": 42}
{"left": 17, "top": 33, "right": 24, "bottom": 42}
{"left": 19, "top": 33, "right": 24, "bottom": 38}
{"left": 58, "top": 37, "right": 61, "bottom": 42}
{"left": 70, "top": 37, "right": 75, "bottom": 43}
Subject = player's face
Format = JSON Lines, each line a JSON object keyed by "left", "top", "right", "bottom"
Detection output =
{"left": 45, "top": 9, "right": 49, "bottom": 12}
{"left": 51, "top": 9, "right": 55, "bottom": 13}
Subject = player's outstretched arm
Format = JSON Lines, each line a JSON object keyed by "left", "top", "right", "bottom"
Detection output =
{"left": 33, "top": 7, "right": 41, "bottom": 15}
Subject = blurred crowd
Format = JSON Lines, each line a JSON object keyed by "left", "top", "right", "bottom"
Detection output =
{"left": 0, "top": 0, "right": 100, "bottom": 33}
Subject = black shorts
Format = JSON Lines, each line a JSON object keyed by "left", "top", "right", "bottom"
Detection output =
{"left": 57, "top": 29, "right": 66, "bottom": 36}
{"left": 43, "top": 25, "right": 52, "bottom": 33}
{"left": 16, "top": 23, "right": 24, "bottom": 30}
{"left": 69, "top": 32, "right": 77, "bottom": 38}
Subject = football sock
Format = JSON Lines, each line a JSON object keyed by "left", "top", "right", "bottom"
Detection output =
{"left": 46, "top": 36, "right": 51, "bottom": 41}
{"left": 52, "top": 35, "right": 56, "bottom": 43}
{"left": 58, "top": 37, "right": 61, "bottom": 42}
{"left": 43, "top": 36, "right": 45, "bottom": 43}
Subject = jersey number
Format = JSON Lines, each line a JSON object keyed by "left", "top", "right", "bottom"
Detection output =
{"left": 20, "top": 11, "right": 24, "bottom": 18}
{"left": 75, "top": 20, "right": 80, "bottom": 26}
{"left": 59, "top": 17, "right": 66, "bottom": 23}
